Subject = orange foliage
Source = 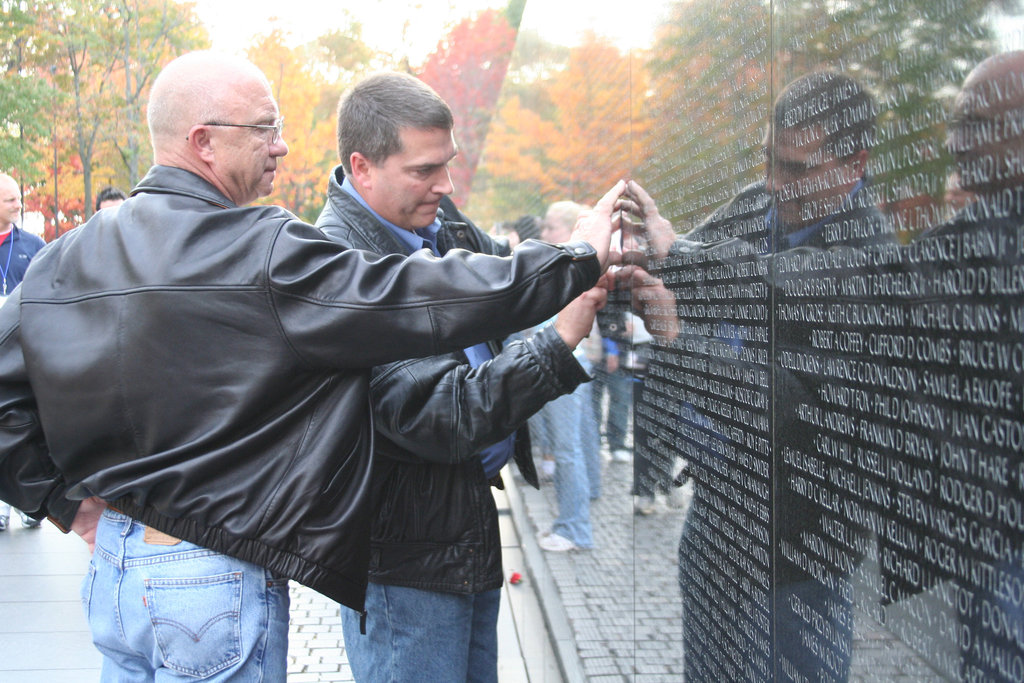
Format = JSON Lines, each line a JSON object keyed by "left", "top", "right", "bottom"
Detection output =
{"left": 472, "top": 33, "right": 648, "bottom": 224}
{"left": 418, "top": 9, "right": 518, "bottom": 208}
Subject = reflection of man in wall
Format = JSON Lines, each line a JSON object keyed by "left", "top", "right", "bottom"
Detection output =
{"left": 927, "top": 50, "right": 1024, "bottom": 235}
{"left": 628, "top": 82, "right": 894, "bottom": 683}
{"left": 915, "top": 50, "right": 1024, "bottom": 682}
{"left": 687, "top": 70, "right": 895, "bottom": 251}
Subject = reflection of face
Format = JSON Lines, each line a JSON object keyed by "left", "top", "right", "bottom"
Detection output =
{"left": 947, "top": 57, "right": 1024, "bottom": 195}
{"left": 361, "top": 127, "right": 456, "bottom": 231}
{"left": 207, "top": 78, "right": 289, "bottom": 206}
{"left": 765, "top": 126, "right": 864, "bottom": 231}
{"left": 0, "top": 177, "right": 21, "bottom": 230}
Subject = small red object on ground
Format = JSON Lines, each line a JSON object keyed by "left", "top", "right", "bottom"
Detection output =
{"left": 509, "top": 571, "right": 522, "bottom": 585}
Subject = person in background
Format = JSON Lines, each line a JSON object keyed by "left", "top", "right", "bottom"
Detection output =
{"left": 94, "top": 186, "right": 127, "bottom": 212}
{"left": 0, "top": 172, "right": 45, "bottom": 531}
{"left": 532, "top": 200, "right": 604, "bottom": 552}
{"left": 316, "top": 71, "right": 609, "bottom": 683}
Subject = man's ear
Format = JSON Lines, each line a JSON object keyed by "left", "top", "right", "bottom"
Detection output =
{"left": 349, "top": 153, "right": 373, "bottom": 190}
{"left": 188, "top": 126, "right": 216, "bottom": 163}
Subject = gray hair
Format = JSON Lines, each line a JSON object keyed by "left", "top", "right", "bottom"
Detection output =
{"left": 147, "top": 51, "right": 269, "bottom": 150}
{"left": 337, "top": 72, "right": 453, "bottom": 174}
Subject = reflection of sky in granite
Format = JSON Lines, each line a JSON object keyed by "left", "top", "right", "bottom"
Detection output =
{"left": 190, "top": 0, "right": 666, "bottom": 55}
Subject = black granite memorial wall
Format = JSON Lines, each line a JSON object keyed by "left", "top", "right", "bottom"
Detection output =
{"left": 478, "top": 0, "right": 1024, "bottom": 679}
{"left": 627, "top": 1, "right": 1024, "bottom": 680}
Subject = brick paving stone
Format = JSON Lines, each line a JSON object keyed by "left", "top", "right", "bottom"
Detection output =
{"left": 518, "top": 435, "right": 951, "bottom": 681}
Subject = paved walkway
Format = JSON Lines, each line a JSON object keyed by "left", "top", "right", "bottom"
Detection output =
{"left": 511, "top": 453, "right": 689, "bottom": 683}
{"left": 0, "top": 444, "right": 934, "bottom": 682}
{"left": 0, "top": 487, "right": 563, "bottom": 683}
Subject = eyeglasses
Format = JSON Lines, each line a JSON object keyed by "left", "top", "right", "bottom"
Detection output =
{"left": 764, "top": 148, "right": 826, "bottom": 177}
{"left": 202, "top": 117, "right": 284, "bottom": 144}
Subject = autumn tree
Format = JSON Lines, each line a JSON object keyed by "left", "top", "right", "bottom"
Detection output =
{"left": 1, "top": 0, "right": 204, "bottom": 237}
{"left": 639, "top": 0, "right": 772, "bottom": 231}
{"left": 0, "top": 2, "right": 56, "bottom": 176}
{"left": 248, "top": 23, "right": 375, "bottom": 222}
{"left": 418, "top": 8, "right": 518, "bottom": 207}
{"left": 471, "top": 31, "right": 646, "bottom": 226}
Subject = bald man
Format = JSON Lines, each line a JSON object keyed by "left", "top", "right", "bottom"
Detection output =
{"left": 0, "top": 174, "right": 44, "bottom": 298}
{"left": 0, "top": 51, "right": 622, "bottom": 679}
{"left": 0, "top": 173, "right": 45, "bottom": 532}
{"left": 947, "top": 50, "right": 1024, "bottom": 213}
{"left": 917, "top": 51, "right": 1024, "bottom": 681}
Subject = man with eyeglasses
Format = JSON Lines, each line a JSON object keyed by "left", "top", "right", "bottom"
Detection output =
{"left": 622, "top": 70, "right": 895, "bottom": 683}
{"left": 0, "top": 172, "right": 45, "bottom": 532}
{"left": 685, "top": 70, "right": 895, "bottom": 252}
{"left": 0, "top": 51, "right": 623, "bottom": 680}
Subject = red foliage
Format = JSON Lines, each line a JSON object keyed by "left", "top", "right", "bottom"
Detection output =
{"left": 418, "top": 10, "right": 517, "bottom": 207}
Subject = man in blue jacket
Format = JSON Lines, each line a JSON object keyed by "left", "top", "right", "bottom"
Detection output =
{"left": 316, "top": 72, "right": 607, "bottom": 683}
{"left": 0, "top": 172, "right": 45, "bottom": 531}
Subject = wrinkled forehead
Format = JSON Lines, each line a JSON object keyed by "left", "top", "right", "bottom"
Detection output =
{"left": 220, "top": 75, "right": 280, "bottom": 122}
{"left": 0, "top": 178, "right": 18, "bottom": 199}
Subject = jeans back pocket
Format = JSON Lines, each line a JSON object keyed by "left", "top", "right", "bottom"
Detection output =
{"left": 144, "top": 571, "right": 243, "bottom": 677}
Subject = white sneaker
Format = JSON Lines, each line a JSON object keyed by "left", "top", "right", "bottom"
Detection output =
{"left": 538, "top": 532, "right": 577, "bottom": 552}
{"left": 539, "top": 459, "right": 556, "bottom": 480}
{"left": 611, "top": 449, "right": 631, "bottom": 463}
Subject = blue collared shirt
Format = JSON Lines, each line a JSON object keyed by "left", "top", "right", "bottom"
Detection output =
{"left": 341, "top": 179, "right": 515, "bottom": 478}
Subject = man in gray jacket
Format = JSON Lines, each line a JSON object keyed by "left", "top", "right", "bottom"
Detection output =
{"left": 0, "top": 52, "right": 621, "bottom": 680}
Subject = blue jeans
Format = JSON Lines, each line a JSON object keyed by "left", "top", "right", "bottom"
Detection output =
{"left": 546, "top": 384, "right": 595, "bottom": 547}
{"left": 341, "top": 583, "right": 500, "bottom": 683}
{"left": 82, "top": 509, "right": 290, "bottom": 681}
{"left": 591, "top": 367, "right": 632, "bottom": 452}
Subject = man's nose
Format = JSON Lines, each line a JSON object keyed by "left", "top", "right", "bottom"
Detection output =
{"left": 272, "top": 137, "right": 289, "bottom": 157}
{"left": 434, "top": 169, "right": 454, "bottom": 195}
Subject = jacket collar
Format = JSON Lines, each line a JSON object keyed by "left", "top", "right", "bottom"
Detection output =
{"left": 132, "top": 165, "right": 238, "bottom": 210}
{"left": 323, "top": 165, "right": 414, "bottom": 255}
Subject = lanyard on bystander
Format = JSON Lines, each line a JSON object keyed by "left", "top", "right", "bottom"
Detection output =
{"left": 0, "top": 229, "right": 14, "bottom": 296}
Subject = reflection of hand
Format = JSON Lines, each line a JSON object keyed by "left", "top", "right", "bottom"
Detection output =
{"left": 70, "top": 496, "right": 107, "bottom": 554}
{"left": 622, "top": 180, "right": 675, "bottom": 259}
{"left": 554, "top": 286, "right": 608, "bottom": 350}
{"left": 569, "top": 180, "right": 627, "bottom": 271}
{"left": 614, "top": 264, "right": 679, "bottom": 341}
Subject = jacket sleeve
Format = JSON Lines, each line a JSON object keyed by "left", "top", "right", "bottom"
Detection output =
{"left": 0, "top": 290, "right": 79, "bottom": 530}
{"left": 369, "top": 324, "right": 590, "bottom": 464}
{"left": 268, "top": 219, "right": 600, "bottom": 369}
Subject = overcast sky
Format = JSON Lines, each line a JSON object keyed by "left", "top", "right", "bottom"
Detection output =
{"left": 185, "top": 0, "right": 665, "bottom": 61}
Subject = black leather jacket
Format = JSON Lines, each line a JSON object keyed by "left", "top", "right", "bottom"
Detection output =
{"left": 0, "top": 165, "right": 600, "bottom": 611}
{"left": 316, "top": 167, "right": 590, "bottom": 593}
